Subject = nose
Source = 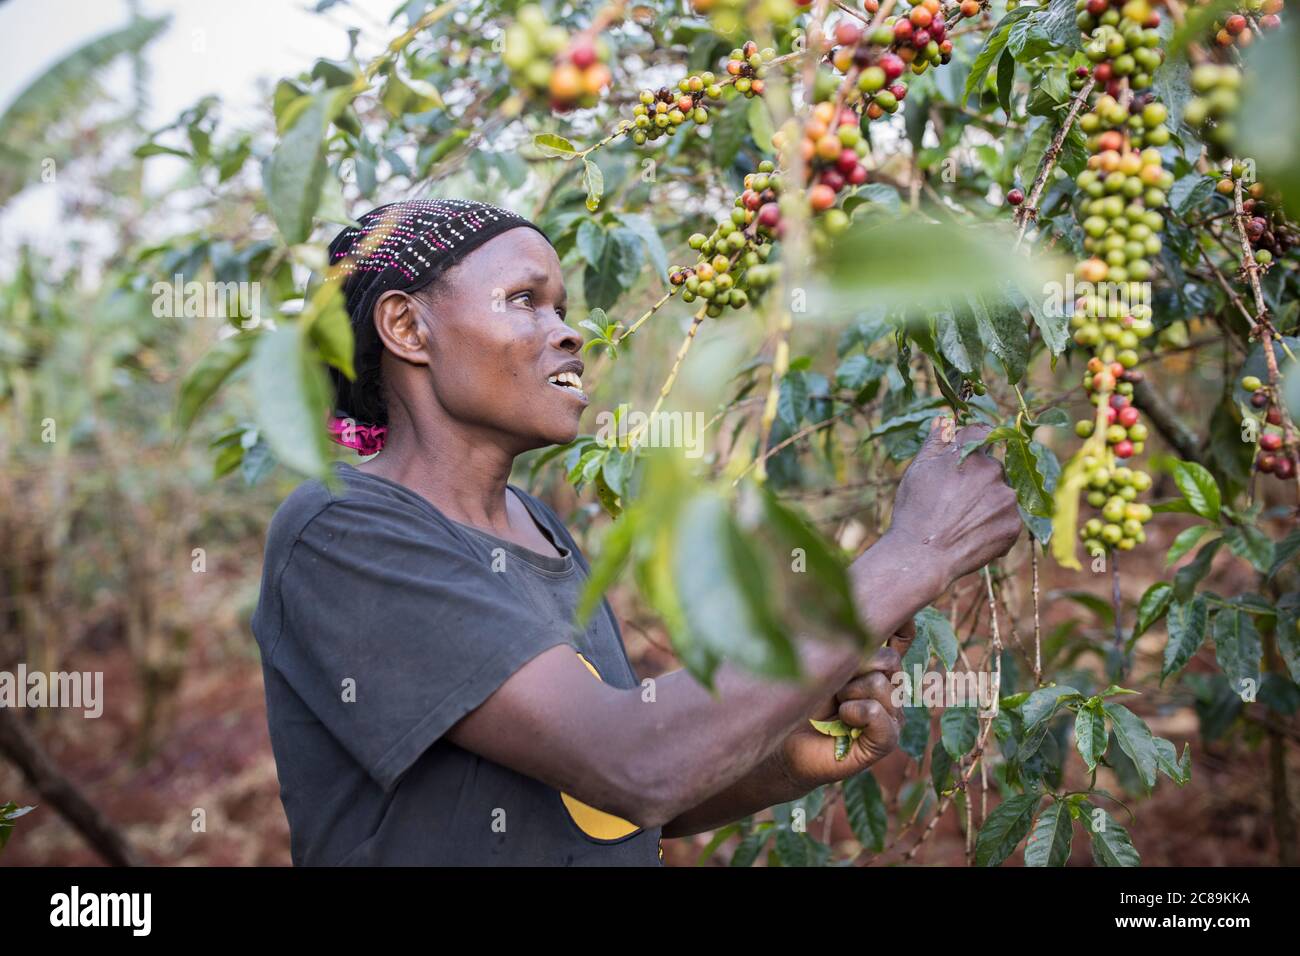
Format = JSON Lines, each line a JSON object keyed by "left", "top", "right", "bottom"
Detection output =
{"left": 546, "top": 314, "right": 581, "bottom": 355}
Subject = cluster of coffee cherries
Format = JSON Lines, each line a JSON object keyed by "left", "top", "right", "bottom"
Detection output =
{"left": 1068, "top": 99, "right": 1167, "bottom": 555}
{"left": 630, "top": 84, "right": 716, "bottom": 146}
{"left": 1243, "top": 375, "right": 1296, "bottom": 479}
{"left": 867, "top": 1, "right": 955, "bottom": 77}
{"left": 1238, "top": 184, "right": 1295, "bottom": 267}
{"left": 1073, "top": 360, "right": 1156, "bottom": 553}
{"left": 1210, "top": 0, "right": 1285, "bottom": 46}
{"left": 1073, "top": 102, "right": 1173, "bottom": 285}
{"left": 726, "top": 40, "right": 776, "bottom": 96}
{"left": 821, "top": 20, "right": 910, "bottom": 120}
{"left": 502, "top": 5, "right": 611, "bottom": 110}
{"left": 668, "top": 161, "right": 781, "bottom": 317}
{"left": 771, "top": 100, "right": 872, "bottom": 212}
{"left": 1075, "top": 0, "right": 1166, "bottom": 92}
{"left": 1183, "top": 64, "right": 1241, "bottom": 157}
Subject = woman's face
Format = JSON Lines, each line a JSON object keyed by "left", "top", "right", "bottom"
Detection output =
{"left": 413, "top": 226, "right": 586, "bottom": 451}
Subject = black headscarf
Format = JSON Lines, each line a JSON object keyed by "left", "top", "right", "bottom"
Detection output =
{"left": 325, "top": 198, "right": 549, "bottom": 435}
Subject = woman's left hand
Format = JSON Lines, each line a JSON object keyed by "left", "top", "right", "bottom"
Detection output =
{"left": 777, "top": 624, "right": 915, "bottom": 789}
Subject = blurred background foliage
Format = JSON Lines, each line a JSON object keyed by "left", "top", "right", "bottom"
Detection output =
{"left": 0, "top": 0, "right": 1298, "bottom": 866}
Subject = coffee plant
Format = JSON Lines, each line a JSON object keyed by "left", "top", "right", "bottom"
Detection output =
{"left": 131, "top": 0, "right": 1300, "bottom": 866}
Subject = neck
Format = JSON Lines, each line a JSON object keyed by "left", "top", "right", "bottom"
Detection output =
{"left": 358, "top": 399, "right": 520, "bottom": 532}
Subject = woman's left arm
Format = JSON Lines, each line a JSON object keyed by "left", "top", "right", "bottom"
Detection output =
{"left": 660, "top": 628, "right": 912, "bottom": 838}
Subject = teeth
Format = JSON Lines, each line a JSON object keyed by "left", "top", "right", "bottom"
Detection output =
{"left": 549, "top": 371, "right": 584, "bottom": 391}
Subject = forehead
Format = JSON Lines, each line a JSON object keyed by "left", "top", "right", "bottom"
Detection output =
{"left": 462, "top": 227, "right": 560, "bottom": 280}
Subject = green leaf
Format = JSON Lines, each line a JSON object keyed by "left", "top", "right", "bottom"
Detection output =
{"left": 1223, "top": 524, "right": 1275, "bottom": 575}
{"left": 575, "top": 219, "right": 606, "bottom": 267}
{"left": 773, "top": 827, "right": 832, "bottom": 867}
{"left": 1007, "top": 13, "right": 1062, "bottom": 61}
{"left": 762, "top": 492, "right": 867, "bottom": 642}
{"left": 1238, "top": 17, "right": 1300, "bottom": 219}
{"left": 1040, "top": 0, "right": 1084, "bottom": 52}
{"left": 1278, "top": 596, "right": 1300, "bottom": 682}
{"left": 863, "top": 400, "right": 945, "bottom": 441}
{"left": 307, "top": 293, "right": 355, "bottom": 380}
{"left": 746, "top": 96, "right": 775, "bottom": 153}
{"left": 249, "top": 323, "right": 333, "bottom": 478}
{"left": 1165, "top": 525, "right": 1214, "bottom": 567}
{"left": 1083, "top": 804, "right": 1140, "bottom": 866}
{"left": 380, "top": 67, "right": 442, "bottom": 116}
{"left": 1074, "top": 699, "right": 1107, "bottom": 772}
{"left": 1103, "top": 703, "right": 1157, "bottom": 790}
{"left": 1171, "top": 460, "right": 1221, "bottom": 521}
{"left": 1133, "top": 582, "right": 1173, "bottom": 640}
{"left": 1212, "top": 608, "right": 1263, "bottom": 696}
{"left": 810, "top": 718, "right": 853, "bottom": 736}
{"left": 0, "top": 802, "right": 35, "bottom": 851}
{"left": 672, "top": 493, "right": 797, "bottom": 678}
{"left": 711, "top": 100, "right": 749, "bottom": 170}
{"left": 1024, "top": 799, "right": 1073, "bottom": 867}
{"left": 1005, "top": 436, "right": 1053, "bottom": 518}
{"left": 1021, "top": 684, "right": 1082, "bottom": 731}
{"left": 963, "top": 7, "right": 1034, "bottom": 105}
{"left": 971, "top": 294, "right": 1029, "bottom": 384}
{"left": 134, "top": 142, "right": 191, "bottom": 159}
{"left": 827, "top": 219, "right": 1062, "bottom": 313}
{"left": 614, "top": 213, "right": 669, "bottom": 282}
{"left": 581, "top": 157, "right": 604, "bottom": 212}
{"left": 914, "top": 606, "right": 958, "bottom": 670}
{"left": 1267, "top": 529, "right": 1300, "bottom": 581}
{"left": 940, "top": 707, "right": 980, "bottom": 758}
{"left": 1173, "top": 538, "right": 1223, "bottom": 603}
{"left": 974, "top": 793, "right": 1041, "bottom": 866}
{"left": 583, "top": 227, "right": 641, "bottom": 311}
{"left": 1153, "top": 737, "right": 1192, "bottom": 786}
{"left": 899, "top": 703, "right": 930, "bottom": 760}
{"left": 1021, "top": 440, "right": 1061, "bottom": 542}
{"left": 842, "top": 770, "right": 888, "bottom": 852}
{"left": 1163, "top": 595, "right": 1208, "bottom": 682}
{"left": 265, "top": 86, "right": 354, "bottom": 245}
{"left": 694, "top": 823, "right": 742, "bottom": 866}
{"left": 533, "top": 132, "right": 577, "bottom": 158}
{"left": 176, "top": 332, "right": 255, "bottom": 432}
{"left": 937, "top": 304, "right": 983, "bottom": 375}
{"left": 729, "top": 824, "right": 772, "bottom": 867}
{"left": 996, "top": 50, "right": 1015, "bottom": 116}
{"left": 576, "top": 505, "right": 638, "bottom": 624}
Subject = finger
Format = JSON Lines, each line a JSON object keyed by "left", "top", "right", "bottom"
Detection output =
{"left": 841, "top": 699, "right": 899, "bottom": 755}
{"left": 914, "top": 415, "right": 957, "bottom": 462}
{"left": 834, "top": 646, "right": 900, "bottom": 696}
{"left": 837, "top": 671, "right": 902, "bottom": 722}
{"left": 954, "top": 422, "right": 993, "bottom": 446}
{"left": 887, "top": 621, "right": 917, "bottom": 656}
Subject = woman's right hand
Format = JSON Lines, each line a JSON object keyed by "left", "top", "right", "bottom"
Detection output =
{"left": 883, "top": 416, "right": 1023, "bottom": 589}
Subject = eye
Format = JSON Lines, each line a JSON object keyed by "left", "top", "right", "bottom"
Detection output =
{"left": 510, "top": 290, "right": 534, "bottom": 308}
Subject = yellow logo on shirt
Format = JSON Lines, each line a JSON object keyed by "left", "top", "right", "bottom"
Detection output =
{"left": 559, "top": 653, "right": 641, "bottom": 841}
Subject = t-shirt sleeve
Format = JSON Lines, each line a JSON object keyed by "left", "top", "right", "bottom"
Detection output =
{"left": 264, "top": 497, "right": 572, "bottom": 791}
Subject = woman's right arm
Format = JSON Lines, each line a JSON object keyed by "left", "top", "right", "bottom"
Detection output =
{"left": 447, "top": 418, "right": 1021, "bottom": 829}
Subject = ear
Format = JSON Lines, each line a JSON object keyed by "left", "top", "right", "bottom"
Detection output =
{"left": 372, "top": 290, "right": 431, "bottom": 367}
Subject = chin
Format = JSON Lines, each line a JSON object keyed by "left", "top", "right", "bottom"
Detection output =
{"left": 521, "top": 414, "right": 583, "bottom": 452}
{"left": 549, "top": 414, "right": 583, "bottom": 446}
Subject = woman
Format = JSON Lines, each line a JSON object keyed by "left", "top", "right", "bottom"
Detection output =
{"left": 251, "top": 198, "right": 1021, "bottom": 866}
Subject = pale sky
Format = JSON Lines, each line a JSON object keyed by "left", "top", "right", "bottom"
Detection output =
{"left": 0, "top": 0, "right": 405, "bottom": 254}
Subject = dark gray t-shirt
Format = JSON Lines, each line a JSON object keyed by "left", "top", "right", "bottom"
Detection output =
{"left": 251, "top": 462, "right": 662, "bottom": 866}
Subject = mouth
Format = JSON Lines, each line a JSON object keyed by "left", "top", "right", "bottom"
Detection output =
{"left": 546, "top": 366, "right": 588, "bottom": 404}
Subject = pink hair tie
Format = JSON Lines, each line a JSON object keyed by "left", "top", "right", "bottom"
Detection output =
{"left": 327, "top": 415, "right": 386, "bottom": 455}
